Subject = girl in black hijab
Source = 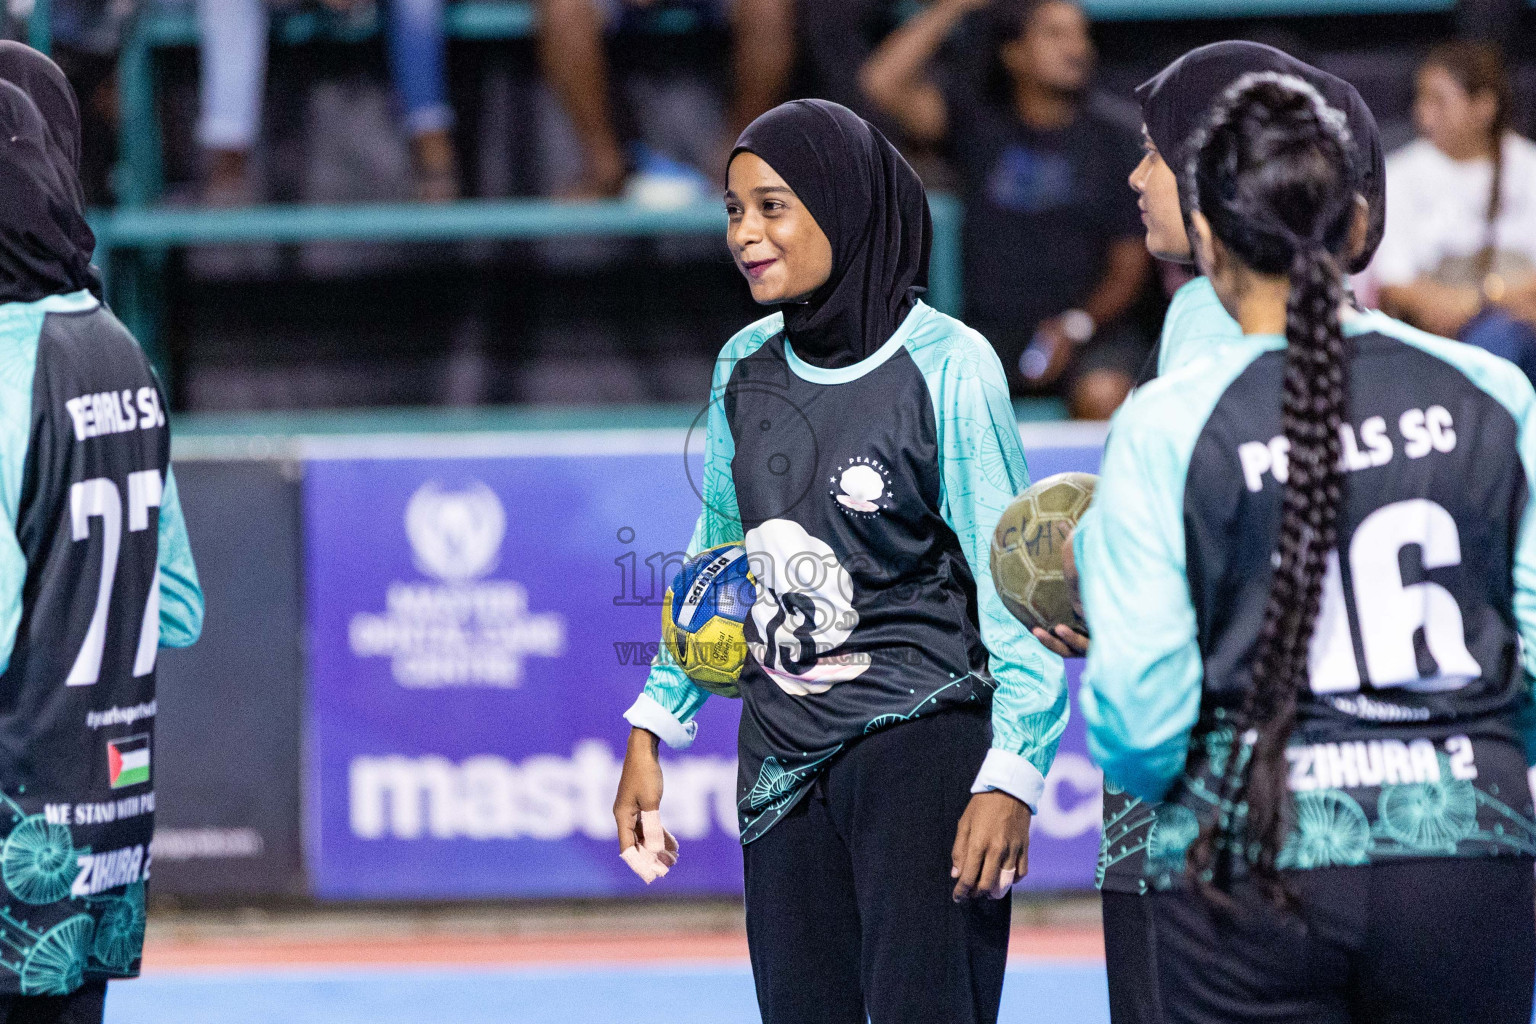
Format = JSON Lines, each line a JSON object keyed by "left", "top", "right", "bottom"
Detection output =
{"left": 0, "top": 66, "right": 202, "bottom": 1024}
{"left": 727, "top": 98, "right": 932, "bottom": 369}
{"left": 0, "top": 80, "right": 98, "bottom": 306}
{"left": 1122, "top": 42, "right": 1388, "bottom": 380}
{"left": 614, "top": 99, "right": 1067, "bottom": 1024}
{"left": 1045, "top": 42, "right": 1395, "bottom": 1024}
{"left": 1135, "top": 41, "right": 1386, "bottom": 270}
{"left": 0, "top": 41, "right": 86, "bottom": 212}
{"left": 0, "top": 43, "right": 102, "bottom": 302}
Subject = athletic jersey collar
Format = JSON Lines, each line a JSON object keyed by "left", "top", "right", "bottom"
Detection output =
{"left": 782, "top": 301, "right": 933, "bottom": 385}
{"left": 30, "top": 289, "right": 98, "bottom": 313}
{"left": 1241, "top": 313, "right": 1385, "bottom": 348}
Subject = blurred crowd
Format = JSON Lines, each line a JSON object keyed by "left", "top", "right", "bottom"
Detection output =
{"left": 28, "top": 0, "right": 1536, "bottom": 417}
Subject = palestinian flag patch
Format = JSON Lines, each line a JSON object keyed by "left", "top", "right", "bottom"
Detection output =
{"left": 107, "top": 734, "right": 150, "bottom": 789}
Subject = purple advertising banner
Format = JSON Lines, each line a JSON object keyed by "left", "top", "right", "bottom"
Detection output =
{"left": 305, "top": 429, "right": 1104, "bottom": 899}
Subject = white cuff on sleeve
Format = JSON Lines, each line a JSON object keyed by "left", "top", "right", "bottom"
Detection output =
{"left": 624, "top": 693, "right": 699, "bottom": 750}
{"left": 970, "top": 747, "right": 1047, "bottom": 813}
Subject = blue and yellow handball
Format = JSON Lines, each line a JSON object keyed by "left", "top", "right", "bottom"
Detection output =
{"left": 662, "top": 544, "right": 757, "bottom": 697}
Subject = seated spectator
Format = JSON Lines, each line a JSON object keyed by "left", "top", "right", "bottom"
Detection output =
{"left": 861, "top": 0, "right": 1150, "bottom": 418}
{"left": 1371, "top": 42, "right": 1536, "bottom": 379}
{"left": 537, "top": 0, "right": 794, "bottom": 197}
{"left": 198, "top": 0, "right": 461, "bottom": 204}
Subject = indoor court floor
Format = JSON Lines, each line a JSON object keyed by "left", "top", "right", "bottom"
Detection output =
{"left": 103, "top": 915, "right": 1110, "bottom": 1023}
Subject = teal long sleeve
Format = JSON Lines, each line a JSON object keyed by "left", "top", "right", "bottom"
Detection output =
{"left": 1077, "top": 340, "right": 1272, "bottom": 802}
{"left": 908, "top": 321, "right": 1069, "bottom": 807}
{"left": 156, "top": 467, "right": 203, "bottom": 648}
{"left": 625, "top": 319, "right": 774, "bottom": 748}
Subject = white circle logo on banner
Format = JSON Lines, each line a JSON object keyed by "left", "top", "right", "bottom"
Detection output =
{"left": 404, "top": 481, "right": 506, "bottom": 583}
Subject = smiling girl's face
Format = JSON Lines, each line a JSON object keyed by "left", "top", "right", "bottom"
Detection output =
{"left": 726, "top": 152, "right": 834, "bottom": 305}
{"left": 1129, "top": 130, "right": 1190, "bottom": 262}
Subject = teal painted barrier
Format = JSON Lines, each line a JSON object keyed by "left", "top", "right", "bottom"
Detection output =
{"left": 170, "top": 398, "right": 1072, "bottom": 460}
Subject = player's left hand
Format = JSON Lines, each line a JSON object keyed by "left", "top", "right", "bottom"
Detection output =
{"left": 1031, "top": 521, "right": 1089, "bottom": 657}
{"left": 1032, "top": 624, "right": 1088, "bottom": 657}
{"left": 951, "top": 790, "right": 1031, "bottom": 901}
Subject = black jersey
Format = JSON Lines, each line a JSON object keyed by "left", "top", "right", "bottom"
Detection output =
{"left": 0, "top": 291, "right": 201, "bottom": 995}
{"left": 1081, "top": 312, "right": 1536, "bottom": 891}
{"left": 627, "top": 303, "right": 1068, "bottom": 842}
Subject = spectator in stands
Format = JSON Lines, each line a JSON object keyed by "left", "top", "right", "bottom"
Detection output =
{"left": 861, "top": 0, "right": 1150, "bottom": 419}
{"left": 198, "top": 0, "right": 461, "bottom": 204}
{"left": 795, "top": 0, "right": 910, "bottom": 134}
{"left": 1372, "top": 42, "right": 1536, "bottom": 378}
{"left": 537, "top": 0, "right": 794, "bottom": 197}
{"left": 45, "top": 0, "right": 135, "bottom": 204}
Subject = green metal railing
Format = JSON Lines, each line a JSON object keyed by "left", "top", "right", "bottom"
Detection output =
{"left": 52, "top": 0, "right": 1463, "bottom": 394}
{"left": 95, "top": 0, "right": 964, "bottom": 381}
{"left": 89, "top": 192, "right": 965, "bottom": 378}
{"left": 27, "top": 0, "right": 50, "bottom": 53}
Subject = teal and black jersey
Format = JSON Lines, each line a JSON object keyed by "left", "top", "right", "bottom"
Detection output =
{"left": 1080, "top": 312, "right": 1536, "bottom": 891}
{"left": 0, "top": 291, "right": 202, "bottom": 994}
{"left": 626, "top": 301, "right": 1068, "bottom": 843}
{"left": 1096, "top": 274, "right": 1245, "bottom": 891}
{"left": 1155, "top": 276, "right": 1243, "bottom": 379}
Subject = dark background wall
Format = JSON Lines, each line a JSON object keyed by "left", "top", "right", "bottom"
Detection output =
{"left": 151, "top": 459, "right": 307, "bottom": 900}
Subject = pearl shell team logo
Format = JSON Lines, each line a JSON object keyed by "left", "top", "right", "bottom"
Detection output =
{"left": 349, "top": 481, "right": 567, "bottom": 688}
{"left": 830, "top": 457, "right": 893, "bottom": 518}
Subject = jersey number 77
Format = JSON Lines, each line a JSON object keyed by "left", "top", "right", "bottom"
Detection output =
{"left": 66, "top": 469, "right": 165, "bottom": 686}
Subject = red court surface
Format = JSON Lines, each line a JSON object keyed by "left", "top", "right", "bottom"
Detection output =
{"left": 142, "top": 925, "right": 1105, "bottom": 972}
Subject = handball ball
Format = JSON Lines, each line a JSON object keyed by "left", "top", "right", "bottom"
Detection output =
{"left": 662, "top": 543, "right": 757, "bottom": 698}
{"left": 991, "top": 472, "right": 1097, "bottom": 635}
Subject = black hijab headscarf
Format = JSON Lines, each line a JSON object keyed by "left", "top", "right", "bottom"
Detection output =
{"left": 0, "top": 41, "right": 84, "bottom": 212}
{"left": 0, "top": 81, "right": 99, "bottom": 306}
{"left": 1136, "top": 41, "right": 1386, "bottom": 273}
{"left": 732, "top": 99, "right": 931, "bottom": 370}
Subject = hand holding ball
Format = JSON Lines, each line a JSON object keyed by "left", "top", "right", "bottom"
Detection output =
{"left": 990, "top": 472, "right": 1096, "bottom": 638}
{"left": 662, "top": 543, "right": 756, "bottom": 697}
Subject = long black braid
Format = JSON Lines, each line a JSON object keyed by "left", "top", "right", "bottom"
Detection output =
{"left": 1180, "top": 73, "right": 1360, "bottom": 904}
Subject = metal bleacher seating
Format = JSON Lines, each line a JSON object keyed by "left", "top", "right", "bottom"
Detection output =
{"left": 77, "top": 0, "right": 961, "bottom": 376}
{"left": 45, "top": 0, "right": 1518, "bottom": 381}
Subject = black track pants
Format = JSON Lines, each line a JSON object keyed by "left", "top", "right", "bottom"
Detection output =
{"left": 0, "top": 981, "right": 106, "bottom": 1024}
{"left": 1103, "top": 889, "right": 1164, "bottom": 1024}
{"left": 1149, "top": 857, "right": 1536, "bottom": 1024}
{"left": 743, "top": 706, "right": 1012, "bottom": 1024}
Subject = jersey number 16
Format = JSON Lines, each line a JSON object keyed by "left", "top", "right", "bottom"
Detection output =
{"left": 1309, "top": 497, "right": 1482, "bottom": 694}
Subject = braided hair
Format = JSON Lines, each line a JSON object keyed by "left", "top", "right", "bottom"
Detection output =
{"left": 1180, "top": 72, "right": 1360, "bottom": 904}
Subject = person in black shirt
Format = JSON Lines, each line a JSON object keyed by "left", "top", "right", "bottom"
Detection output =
{"left": 862, "top": 0, "right": 1151, "bottom": 418}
